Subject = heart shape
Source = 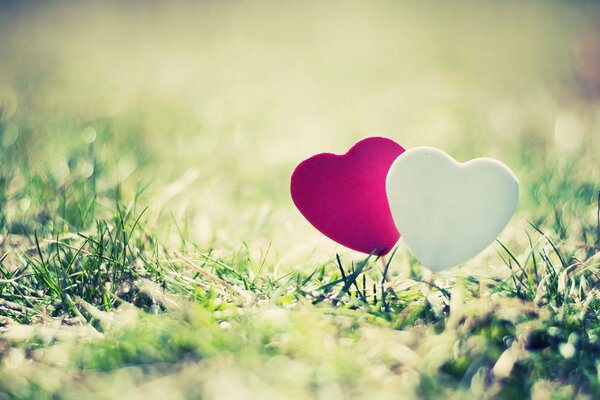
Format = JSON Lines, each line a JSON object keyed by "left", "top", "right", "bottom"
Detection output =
{"left": 291, "top": 137, "right": 405, "bottom": 255}
{"left": 386, "top": 147, "right": 519, "bottom": 271}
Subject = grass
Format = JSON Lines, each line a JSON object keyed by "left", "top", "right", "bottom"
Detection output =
{"left": 0, "top": 1, "right": 599, "bottom": 399}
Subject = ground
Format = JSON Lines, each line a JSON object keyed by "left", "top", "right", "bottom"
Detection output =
{"left": 0, "top": 1, "right": 598, "bottom": 399}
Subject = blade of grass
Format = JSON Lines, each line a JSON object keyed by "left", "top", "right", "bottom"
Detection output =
{"left": 173, "top": 252, "right": 252, "bottom": 302}
{"left": 336, "top": 254, "right": 368, "bottom": 304}
{"left": 529, "top": 222, "right": 567, "bottom": 268}
{"left": 381, "top": 247, "right": 398, "bottom": 313}
{"left": 333, "top": 254, "right": 372, "bottom": 305}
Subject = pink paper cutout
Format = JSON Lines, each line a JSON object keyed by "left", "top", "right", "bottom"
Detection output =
{"left": 290, "top": 137, "right": 405, "bottom": 256}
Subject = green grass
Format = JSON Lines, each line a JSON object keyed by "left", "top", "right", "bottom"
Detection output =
{"left": 0, "top": 1, "right": 599, "bottom": 399}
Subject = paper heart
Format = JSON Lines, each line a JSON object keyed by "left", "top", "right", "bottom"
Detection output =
{"left": 386, "top": 147, "right": 519, "bottom": 271}
{"left": 291, "top": 137, "right": 405, "bottom": 255}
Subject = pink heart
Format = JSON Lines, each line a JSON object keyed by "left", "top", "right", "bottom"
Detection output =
{"left": 291, "top": 137, "right": 405, "bottom": 255}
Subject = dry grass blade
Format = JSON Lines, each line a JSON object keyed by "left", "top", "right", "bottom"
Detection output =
{"left": 173, "top": 252, "right": 253, "bottom": 302}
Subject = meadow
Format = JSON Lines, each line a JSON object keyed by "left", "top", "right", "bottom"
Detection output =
{"left": 0, "top": 1, "right": 598, "bottom": 399}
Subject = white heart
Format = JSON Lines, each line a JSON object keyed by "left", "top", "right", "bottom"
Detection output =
{"left": 386, "top": 147, "right": 519, "bottom": 271}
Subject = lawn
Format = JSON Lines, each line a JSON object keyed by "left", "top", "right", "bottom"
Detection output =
{"left": 0, "top": 1, "right": 599, "bottom": 399}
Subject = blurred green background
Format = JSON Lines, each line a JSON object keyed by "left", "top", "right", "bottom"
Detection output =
{"left": 1, "top": 1, "right": 598, "bottom": 260}
{"left": 0, "top": 1, "right": 599, "bottom": 399}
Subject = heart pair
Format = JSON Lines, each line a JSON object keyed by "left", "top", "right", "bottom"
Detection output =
{"left": 290, "top": 137, "right": 519, "bottom": 271}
